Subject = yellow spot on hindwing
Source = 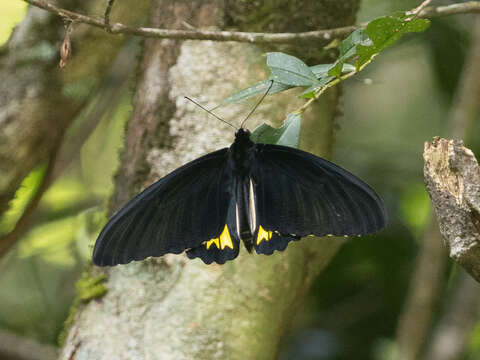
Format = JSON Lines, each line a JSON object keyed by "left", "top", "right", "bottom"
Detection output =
{"left": 256, "top": 225, "right": 273, "bottom": 245}
{"left": 205, "top": 238, "right": 220, "bottom": 250}
{"left": 205, "top": 225, "right": 234, "bottom": 250}
{"left": 219, "top": 225, "right": 234, "bottom": 249}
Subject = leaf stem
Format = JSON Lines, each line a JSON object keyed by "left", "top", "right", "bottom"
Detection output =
{"left": 295, "top": 58, "right": 374, "bottom": 115}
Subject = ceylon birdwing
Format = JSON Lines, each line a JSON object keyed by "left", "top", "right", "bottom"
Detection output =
{"left": 93, "top": 128, "right": 387, "bottom": 266}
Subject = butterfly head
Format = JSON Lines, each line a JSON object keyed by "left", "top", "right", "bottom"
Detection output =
{"left": 235, "top": 128, "right": 251, "bottom": 140}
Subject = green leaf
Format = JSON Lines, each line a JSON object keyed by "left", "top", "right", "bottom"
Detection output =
{"left": 221, "top": 58, "right": 354, "bottom": 105}
{"left": 328, "top": 62, "right": 343, "bottom": 77}
{"left": 309, "top": 63, "right": 332, "bottom": 77}
{"left": 250, "top": 113, "right": 301, "bottom": 148}
{"left": 299, "top": 75, "right": 334, "bottom": 99}
{"left": 312, "top": 63, "right": 355, "bottom": 79}
{"left": 340, "top": 28, "right": 372, "bottom": 56}
{"left": 356, "top": 14, "right": 430, "bottom": 68}
{"left": 221, "top": 79, "right": 290, "bottom": 105}
{"left": 328, "top": 29, "right": 371, "bottom": 77}
{"left": 341, "top": 63, "right": 356, "bottom": 73}
{"left": 267, "top": 52, "right": 319, "bottom": 87}
{"left": 327, "top": 14, "right": 430, "bottom": 75}
{"left": 404, "top": 18, "right": 431, "bottom": 33}
{"left": 299, "top": 85, "right": 318, "bottom": 99}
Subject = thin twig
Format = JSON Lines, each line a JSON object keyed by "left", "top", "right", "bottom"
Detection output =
{"left": 411, "top": 0, "right": 434, "bottom": 16}
{"left": 22, "top": 0, "right": 480, "bottom": 44}
{"left": 294, "top": 56, "right": 374, "bottom": 115}
{"left": 104, "top": 0, "right": 115, "bottom": 32}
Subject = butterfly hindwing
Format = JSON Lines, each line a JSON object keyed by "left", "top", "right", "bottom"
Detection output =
{"left": 186, "top": 224, "right": 240, "bottom": 264}
{"left": 253, "top": 226, "right": 300, "bottom": 255}
{"left": 186, "top": 198, "right": 241, "bottom": 264}
{"left": 249, "top": 144, "right": 387, "bottom": 250}
{"left": 93, "top": 149, "right": 233, "bottom": 266}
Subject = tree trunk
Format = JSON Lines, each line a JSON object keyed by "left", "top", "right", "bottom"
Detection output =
{"left": 61, "top": 1, "right": 360, "bottom": 359}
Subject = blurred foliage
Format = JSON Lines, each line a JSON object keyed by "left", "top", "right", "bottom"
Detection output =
{"left": 18, "top": 216, "right": 79, "bottom": 267}
{"left": 0, "top": 0, "right": 26, "bottom": 45}
{"left": 424, "top": 17, "right": 470, "bottom": 100}
{"left": 0, "top": 164, "right": 47, "bottom": 235}
{"left": 0, "top": 1, "right": 132, "bottom": 342}
{"left": 251, "top": 112, "right": 302, "bottom": 148}
{"left": 80, "top": 94, "right": 133, "bottom": 197}
{"left": 1, "top": 0, "right": 479, "bottom": 359}
{"left": 469, "top": 323, "right": 480, "bottom": 357}
{"left": 398, "top": 182, "right": 430, "bottom": 235}
{"left": 0, "top": 85, "right": 130, "bottom": 340}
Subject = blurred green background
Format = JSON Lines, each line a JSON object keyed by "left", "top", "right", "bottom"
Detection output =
{"left": 1, "top": 0, "right": 479, "bottom": 359}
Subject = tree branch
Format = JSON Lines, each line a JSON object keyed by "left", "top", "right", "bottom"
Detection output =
{"left": 424, "top": 138, "right": 480, "bottom": 282}
{"left": 59, "top": 1, "right": 352, "bottom": 358}
{"left": 411, "top": 0, "right": 434, "bottom": 17}
{"left": 22, "top": 0, "right": 480, "bottom": 44}
{"left": 104, "top": 0, "right": 115, "bottom": 31}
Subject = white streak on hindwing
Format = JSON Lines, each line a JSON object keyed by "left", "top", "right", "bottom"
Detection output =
{"left": 249, "top": 178, "right": 257, "bottom": 233}
{"left": 235, "top": 203, "right": 241, "bottom": 238}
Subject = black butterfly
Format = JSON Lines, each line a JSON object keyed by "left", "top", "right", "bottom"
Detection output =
{"left": 92, "top": 127, "right": 387, "bottom": 266}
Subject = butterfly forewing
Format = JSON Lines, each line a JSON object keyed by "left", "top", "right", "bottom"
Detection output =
{"left": 93, "top": 149, "right": 232, "bottom": 266}
{"left": 249, "top": 144, "right": 387, "bottom": 244}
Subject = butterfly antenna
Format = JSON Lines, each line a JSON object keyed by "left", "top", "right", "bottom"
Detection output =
{"left": 240, "top": 80, "right": 274, "bottom": 129}
{"left": 184, "top": 96, "right": 237, "bottom": 130}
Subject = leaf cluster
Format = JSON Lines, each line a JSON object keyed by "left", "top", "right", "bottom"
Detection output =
{"left": 221, "top": 12, "right": 430, "bottom": 148}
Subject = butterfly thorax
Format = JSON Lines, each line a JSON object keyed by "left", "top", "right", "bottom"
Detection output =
{"left": 229, "top": 128, "right": 254, "bottom": 176}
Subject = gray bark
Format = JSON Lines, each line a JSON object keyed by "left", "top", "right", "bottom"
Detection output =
{"left": 424, "top": 138, "right": 480, "bottom": 282}
{"left": 60, "top": 1, "right": 360, "bottom": 359}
